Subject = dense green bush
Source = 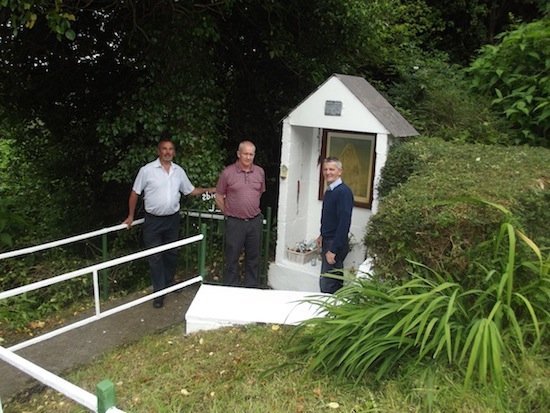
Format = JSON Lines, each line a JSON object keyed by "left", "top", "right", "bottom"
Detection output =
{"left": 385, "top": 48, "right": 510, "bottom": 145}
{"left": 291, "top": 207, "right": 549, "bottom": 407}
{"left": 0, "top": 196, "right": 26, "bottom": 251}
{"left": 467, "top": 16, "right": 550, "bottom": 147}
{"left": 0, "top": 139, "right": 28, "bottom": 249}
{"left": 365, "top": 137, "right": 550, "bottom": 283}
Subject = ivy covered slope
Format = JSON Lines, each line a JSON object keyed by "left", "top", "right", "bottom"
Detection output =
{"left": 365, "top": 137, "right": 550, "bottom": 282}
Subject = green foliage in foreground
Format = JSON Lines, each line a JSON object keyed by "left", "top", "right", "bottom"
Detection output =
{"left": 5, "top": 323, "right": 549, "bottom": 413}
{"left": 290, "top": 202, "right": 549, "bottom": 410}
{"left": 4, "top": 325, "right": 380, "bottom": 413}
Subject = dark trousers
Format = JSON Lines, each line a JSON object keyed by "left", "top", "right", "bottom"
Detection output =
{"left": 320, "top": 238, "right": 349, "bottom": 294}
{"left": 143, "top": 212, "right": 180, "bottom": 294}
{"left": 223, "top": 216, "right": 261, "bottom": 288}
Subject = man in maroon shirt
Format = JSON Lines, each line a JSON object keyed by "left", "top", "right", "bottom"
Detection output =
{"left": 215, "top": 141, "right": 266, "bottom": 287}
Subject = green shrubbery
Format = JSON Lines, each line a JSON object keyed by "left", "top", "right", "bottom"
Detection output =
{"left": 0, "top": 197, "right": 26, "bottom": 251}
{"left": 291, "top": 200, "right": 549, "bottom": 409}
{"left": 467, "top": 16, "right": 550, "bottom": 147}
{"left": 384, "top": 48, "right": 510, "bottom": 146}
{"left": 365, "top": 137, "right": 550, "bottom": 284}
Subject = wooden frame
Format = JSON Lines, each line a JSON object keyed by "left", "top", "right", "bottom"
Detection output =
{"left": 319, "top": 129, "right": 376, "bottom": 208}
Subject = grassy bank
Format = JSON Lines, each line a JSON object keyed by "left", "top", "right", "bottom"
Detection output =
{"left": 5, "top": 322, "right": 549, "bottom": 412}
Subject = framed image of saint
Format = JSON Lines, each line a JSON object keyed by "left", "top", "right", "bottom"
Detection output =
{"left": 319, "top": 129, "right": 376, "bottom": 208}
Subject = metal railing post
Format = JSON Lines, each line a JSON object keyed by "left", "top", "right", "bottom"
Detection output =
{"left": 261, "top": 206, "right": 272, "bottom": 288}
{"left": 199, "top": 223, "right": 207, "bottom": 279}
{"left": 101, "top": 233, "right": 109, "bottom": 301}
{"left": 96, "top": 379, "right": 116, "bottom": 413}
{"left": 183, "top": 211, "right": 191, "bottom": 275}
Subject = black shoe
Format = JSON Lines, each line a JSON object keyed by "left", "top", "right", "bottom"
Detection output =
{"left": 153, "top": 297, "right": 164, "bottom": 308}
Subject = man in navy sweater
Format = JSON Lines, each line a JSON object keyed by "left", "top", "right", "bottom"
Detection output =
{"left": 316, "top": 157, "right": 354, "bottom": 293}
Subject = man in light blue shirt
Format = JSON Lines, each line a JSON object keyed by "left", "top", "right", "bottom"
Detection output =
{"left": 124, "top": 139, "right": 215, "bottom": 308}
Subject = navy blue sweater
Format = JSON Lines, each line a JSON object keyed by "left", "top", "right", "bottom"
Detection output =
{"left": 320, "top": 182, "right": 353, "bottom": 255}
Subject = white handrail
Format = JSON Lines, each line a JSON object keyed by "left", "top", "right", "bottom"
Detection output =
{"left": 0, "top": 345, "right": 98, "bottom": 410}
{"left": 7, "top": 276, "right": 202, "bottom": 352}
{"left": 0, "top": 224, "right": 207, "bottom": 413}
{"left": 0, "top": 234, "right": 202, "bottom": 301}
{"left": 184, "top": 211, "right": 225, "bottom": 221}
{"left": 0, "top": 219, "right": 144, "bottom": 260}
{"left": 183, "top": 210, "right": 267, "bottom": 225}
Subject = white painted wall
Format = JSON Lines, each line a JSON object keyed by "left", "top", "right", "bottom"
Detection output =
{"left": 287, "top": 76, "right": 388, "bottom": 133}
{"left": 268, "top": 76, "right": 394, "bottom": 292}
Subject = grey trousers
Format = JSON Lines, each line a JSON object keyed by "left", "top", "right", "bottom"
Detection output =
{"left": 223, "top": 215, "right": 261, "bottom": 288}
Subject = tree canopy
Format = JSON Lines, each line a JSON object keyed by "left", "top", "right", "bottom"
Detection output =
{"left": 0, "top": 0, "right": 548, "bottom": 240}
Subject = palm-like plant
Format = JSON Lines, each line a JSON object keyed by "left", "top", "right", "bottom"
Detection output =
{"left": 290, "top": 199, "right": 549, "bottom": 397}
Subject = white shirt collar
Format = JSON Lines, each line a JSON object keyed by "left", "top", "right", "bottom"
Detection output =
{"left": 328, "top": 178, "right": 342, "bottom": 191}
{"left": 154, "top": 158, "right": 173, "bottom": 170}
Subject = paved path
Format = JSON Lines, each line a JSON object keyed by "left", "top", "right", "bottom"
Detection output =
{"left": 0, "top": 283, "right": 199, "bottom": 404}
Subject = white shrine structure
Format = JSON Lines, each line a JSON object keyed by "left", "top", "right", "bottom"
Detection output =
{"left": 185, "top": 74, "right": 418, "bottom": 333}
{"left": 268, "top": 73, "right": 419, "bottom": 292}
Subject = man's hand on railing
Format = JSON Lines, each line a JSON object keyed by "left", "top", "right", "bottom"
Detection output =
{"left": 123, "top": 215, "right": 134, "bottom": 228}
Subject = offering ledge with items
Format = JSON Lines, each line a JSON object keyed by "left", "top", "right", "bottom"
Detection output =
{"left": 286, "top": 239, "right": 320, "bottom": 266}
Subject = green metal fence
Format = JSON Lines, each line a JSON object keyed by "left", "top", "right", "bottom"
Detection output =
{"left": 180, "top": 207, "right": 272, "bottom": 288}
{"left": 98, "top": 207, "right": 272, "bottom": 296}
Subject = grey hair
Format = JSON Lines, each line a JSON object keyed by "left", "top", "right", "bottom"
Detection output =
{"left": 323, "top": 156, "right": 342, "bottom": 170}
{"left": 238, "top": 140, "right": 256, "bottom": 152}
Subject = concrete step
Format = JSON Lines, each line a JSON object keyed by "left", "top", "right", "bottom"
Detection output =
{"left": 185, "top": 284, "right": 325, "bottom": 334}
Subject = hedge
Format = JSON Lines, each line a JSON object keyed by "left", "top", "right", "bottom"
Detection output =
{"left": 364, "top": 137, "right": 550, "bottom": 284}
